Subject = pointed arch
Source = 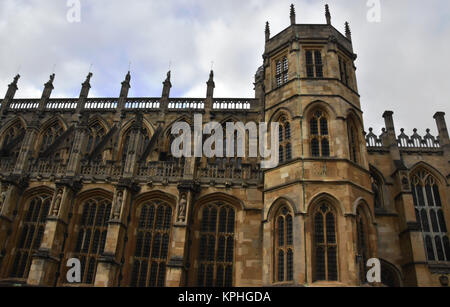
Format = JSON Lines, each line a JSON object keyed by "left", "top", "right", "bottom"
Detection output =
{"left": 409, "top": 161, "right": 446, "bottom": 185}
{"left": 194, "top": 192, "right": 245, "bottom": 212}
{"left": 353, "top": 198, "right": 375, "bottom": 225}
{"left": 308, "top": 192, "right": 344, "bottom": 216}
{"left": 0, "top": 116, "right": 26, "bottom": 158}
{"left": 268, "top": 107, "right": 293, "bottom": 125}
{"left": 0, "top": 116, "right": 27, "bottom": 137}
{"left": 133, "top": 190, "right": 177, "bottom": 207}
{"left": 304, "top": 100, "right": 337, "bottom": 120}
{"left": 39, "top": 115, "right": 68, "bottom": 134}
{"left": 117, "top": 118, "right": 154, "bottom": 162}
{"left": 37, "top": 116, "right": 67, "bottom": 154}
{"left": 88, "top": 114, "right": 111, "bottom": 131}
{"left": 266, "top": 196, "right": 297, "bottom": 221}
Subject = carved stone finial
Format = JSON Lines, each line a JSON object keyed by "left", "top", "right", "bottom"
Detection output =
{"left": 325, "top": 4, "right": 331, "bottom": 25}
{"left": 11, "top": 74, "right": 20, "bottom": 86}
{"left": 125, "top": 71, "right": 131, "bottom": 83}
{"left": 84, "top": 72, "right": 93, "bottom": 84}
{"left": 265, "top": 21, "right": 270, "bottom": 42}
{"left": 165, "top": 71, "right": 171, "bottom": 82}
{"left": 290, "top": 4, "right": 296, "bottom": 25}
{"left": 345, "top": 22, "right": 352, "bottom": 40}
{"left": 208, "top": 70, "right": 214, "bottom": 82}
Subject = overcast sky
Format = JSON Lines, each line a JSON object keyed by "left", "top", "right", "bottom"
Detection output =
{"left": 0, "top": 0, "right": 449, "bottom": 137}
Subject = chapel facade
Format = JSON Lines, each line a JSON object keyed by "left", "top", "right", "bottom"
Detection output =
{"left": 0, "top": 5, "right": 448, "bottom": 287}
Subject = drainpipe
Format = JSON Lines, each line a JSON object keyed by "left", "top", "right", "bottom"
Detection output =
{"left": 295, "top": 33, "right": 308, "bottom": 286}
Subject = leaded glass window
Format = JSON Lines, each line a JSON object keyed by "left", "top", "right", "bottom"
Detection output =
{"left": 10, "top": 195, "right": 51, "bottom": 278}
{"left": 274, "top": 206, "right": 294, "bottom": 283}
{"left": 411, "top": 170, "right": 449, "bottom": 262}
{"left": 310, "top": 110, "right": 330, "bottom": 157}
{"left": 72, "top": 197, "right": 111, "bottom": 284}
{"left": 130, "top": 200, "right": 173, "bottom": 287}
{"left": 313, "top": 203, "right": 338, "bottom": 281}
{"left": 197, "top": 203, "right": 235, "bottom": 287}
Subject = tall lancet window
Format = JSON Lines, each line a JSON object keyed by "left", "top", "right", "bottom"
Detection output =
{"left": 278, "top": 117, "right": 292, "bottom": 163}
{"left": 313, "top": 203, "right": 338, "bottom": 282}
{"left": 411, "top": 170, "right": 449, "bottom": 262}
{"left": 274, "top": 206, "right": 294, "bottom": 283}
{"left": 10, "top": 195, "right": 51, "bottom": 279}
{"left": 72, "top": 197, "right": 111, "bottom": 284}
{"left": 356, "top": 208, "right": 370, "bottom": 283}
{"left": 310, "top": 110, "right": 330, "bottom": 157}
{"left": 130, "top": 200, "right": 173, "bottom": 287}
{"left": 197, "top": 203, "right": 235, "bottom": 287}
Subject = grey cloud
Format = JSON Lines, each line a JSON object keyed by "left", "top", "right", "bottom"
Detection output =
{"left": 0, "top": 0, "right": 448, "bottom": 137}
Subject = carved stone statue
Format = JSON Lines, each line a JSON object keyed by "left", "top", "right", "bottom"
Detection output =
{"left": 113, "top": 191, "right": 123, "bottom": 219}
{"left": 0, "top": 190, "right": 6, "bottom": 212}
{"left": 52, "top": 189, "right": 63, "bottom": 216}
{"left": 178, "top": 194, "right": 187, "bottom": 222}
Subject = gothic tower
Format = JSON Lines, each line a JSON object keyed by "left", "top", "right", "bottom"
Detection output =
{"left": 261, "top": 4, "right": 377, "bottom": 286}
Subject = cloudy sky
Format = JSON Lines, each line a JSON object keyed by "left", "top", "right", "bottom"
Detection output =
{"left": 0, "top": 0, "right": 449, "bottom": 137}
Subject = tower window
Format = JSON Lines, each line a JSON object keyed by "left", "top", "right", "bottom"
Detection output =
{"left": 274, "top": 206, "right": 294, "bottom": 283}
{"left": 310, "top": 110, "right": 330, "bottom": 157}
{"left": 278, "top": 117, "right": 292, "bottom": 163}
{"left": 306, "top": 50, "right": 324, "bottom": 78}
{"left": 275, "top": 56, "right": 289, "bottom": 87}
{"left": 313, "top": 203, "right": 338, "bottom": 282}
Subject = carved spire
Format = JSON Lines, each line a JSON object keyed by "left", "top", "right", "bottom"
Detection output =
{"left": 325, "top": 4, "right": 331, "bottom": 25}
{"left": 11, "top": 74, "right": 20, "bottom": 87}
{"left": 265, "top": 21, "right": 270, "bottom": 42}
{"left": 206, "top": 70, "right": 215, "bottom": 98}
{"left": 41, "top": 73, "right": 55, "bottom": 100}
{"left": 162, "top": 71, "right": 172, "bottom": 98}
{"left": 120, "top": 71, "right": 131, "bottom": 98}
{"left": 345, "top": 21, "right": 352, "bottom": 41}
{"left": 290, "top": 4, "right": 296, "bottom": 25}
{"left": 80, "top": 72, "right": 93, "bottom": 99}
{"left": 4, "top": 74, "right": 20, "bottom": 100}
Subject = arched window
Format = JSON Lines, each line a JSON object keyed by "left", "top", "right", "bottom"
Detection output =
{"left": 276, "top": 56, "right": 289, "bottom": 87}
{"left": 72, "top": 197, "right": 111, "bottom": 284}
{"left": 0, "top": 121, "right": 25, "bottom": 159}
{"left": 130, "top": 200, "right": 173, "bottom": 287}
{"left": 347, "top": 118, "right": 359, "bottom": 163}
{"left": 310, "top": 110, "right": 330, "bottom": 157}
{"left": 41, "top": 121, "right": 64, "bottom": 153}
{"left": 313, "top": 203, "right": 338, "bottom": 282}
{"left": 120, "top": 126, "right": 151, "bottom": 163}
{"left": 86, "top": 122, "right": 106, "bottom": 155}
{"left": 278, "top": 116, "right": 292, "bottom": 163}
{"left": 10, "top": 195, "right": 51, "bottom": 279}
{"left": 197, "top": 203, "right": 235, "bottom": 287}
{"left": 274, "top": 206, "right": 294, "bottom": 283}
{"left": 411, "top": 170, "right": 449, "bottom": 262}
{"left": 356, "top": 208, "right": 370, "bottom": 284}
